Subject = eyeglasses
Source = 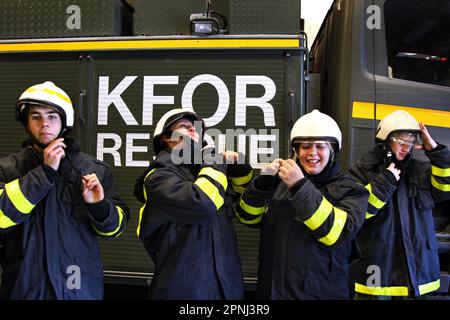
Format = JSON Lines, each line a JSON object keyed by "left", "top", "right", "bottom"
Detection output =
{"left": 294, "top": 141, "right": 332, "bottom": 150}
{"left": 390, "top": 137, "right": 420, "bottom": 147}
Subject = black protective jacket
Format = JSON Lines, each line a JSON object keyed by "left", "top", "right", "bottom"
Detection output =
{"left": 237, "top": 161, "right": 368, "bottom": 299}
{"left": 134, "top": 149, "right": 252, "bottom": 300}
{"left": 0, "top": 138, "right": 129, "bottom": 299}
{"left": 349, "top": 144, "right": 450, "bottom": 296}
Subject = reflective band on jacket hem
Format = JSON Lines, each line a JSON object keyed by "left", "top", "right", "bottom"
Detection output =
{"left": 432, "top": 165, "right": 450, "bottom": 177}
{"left": 195, "top": 177, "right": 224, "bottom": 209}
{"left": 355, "top": 279, "right": 440, "bottom": 296}
{"left": 236, "top": 211, "right": 262, "bottom": 225}
{"left": 198, "top": 167, "right": 228, "bottom": 190}
{"left": 239, "top": 198, "right": 266, "bottom": 215}
{"left": 431, "top": 176, "right": 450, "bottom": 192}
{"left": 230, "top": 170, "right": 253, "bottom": 186}
{"left": 318, "top": 207, "right": 347, "bottom": 246}
{"left": 419, "top": 279, "right": 440, "bottom": 295}
{"left": 0, "top": 209, "right": 17, "bottom": 228}
{"left": 355, "top": 283, "right": 409, "bottom": 296}
{"left": 365, "top": 183, "right": 385, "bottom": 209}
{"left": 93, "top": 206, "right": 124, "bottom": 237}
{"left": 304, "top": 197, "right": 332, "bottom": 230}
{"left": 5, "top": 179, "right": 35, "bottom": 214}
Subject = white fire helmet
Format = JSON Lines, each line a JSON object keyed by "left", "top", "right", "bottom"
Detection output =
{"left": 290, "top": 109, "right": 342, "bottom": 150}
{"left": 16, "top": 81, "right": 74, "bottom": 131}
{"left": 153, "top": 108, "right": 204, "bottom": 154}
{"left": 375, "top": 110, "right": 420, "bottom": 142}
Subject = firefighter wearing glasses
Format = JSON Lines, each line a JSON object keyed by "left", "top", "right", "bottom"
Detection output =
{"left": 236, "top": 110, "right": 369, "bottom": 299}
{"left": 349, "top": 110, "right": 450, "bottom": 298}
{"left": 0, "top": 81, "right": 129, "bottom": 299}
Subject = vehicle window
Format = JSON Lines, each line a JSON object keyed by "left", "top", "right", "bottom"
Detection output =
{"left": 384, "top": 0, "right": 450, "bottom": 87}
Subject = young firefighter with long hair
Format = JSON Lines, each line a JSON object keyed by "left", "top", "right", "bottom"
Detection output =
{"left": 236, "top": 110, "right": 369, "bottom": 299}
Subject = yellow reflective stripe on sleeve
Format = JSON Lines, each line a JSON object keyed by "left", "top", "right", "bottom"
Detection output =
{"left": 230, "top": 170, "right": 253, "bottom": 186}
{"left": 236, "top": 211, "right": 262, "bottom": 225}
{"left": 0, "top": 188, "right": 3, "bottom": 196}
{"left": 431, "top": 176, "right": 450, "bottom": 192}
{"left": 418, "top": 279, "right": 440, "bottom": 295}
{"left": 239, "top": 198, "right": 266, "bottom": 215}
{"left": 5, "top": 179, "right": 35, "bottom": 214}
{"left": 198, "top": 167, "right": 228, "bottom": 190}
{"left": 231, "top": 184, "right": 246, "bottom": 194}
{"left": 136, "top": 168, "right": 156, "bottom": 237}
{"left": 365, "top": 183, "right": 385, "bottom": 209}
{"left": 432, "top": 166, "right": 450, "bottom": 177}
{"left": 365, "top": 212, "right": 376, "bottom": 219}
{"left": 304, "top": 197, "right": 333, "bottom": 231}
{"left": 318, "top": 207, "right": 348, "bottom": 246}
{"left": 355, "top": 283, "right": 409, "bottom": 296}
{"left": 93, "top": 206, "right": 124, "bottom": 237}
{"left": 0, "top": 209, "right": 17, "bottom": 228}
{"left": 194, "top": 177, "right": 224, "bottom": 209}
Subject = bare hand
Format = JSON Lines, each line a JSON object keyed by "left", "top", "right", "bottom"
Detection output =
{"left": 82, "top": 173, "right": 104, "bottom": 203}
{"left": 222, "top": 151, "right": 239, "bottom": 164}
{"left": 278, "top": 159, "right": 305, "bottom": 188}
{"left": 260, "top": 159, "right": 282, "bottom": 176}
{"left": 416, "top": 122, "right": 437, "bottom": 151}
{"left": 387, "top": 163, "right": 401, "bottom": 181}
{"left": 43, "top": 138, "right": 66, "bottom": 171}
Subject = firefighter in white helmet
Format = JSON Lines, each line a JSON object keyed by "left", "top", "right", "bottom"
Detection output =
{"left": 134, "top": 108, "right": 252, "bottom": 300}
{"left": 0, "top": 81, "right": 129, "bottom": 299}
{"left": 236, "top": 109, "right": 369, "bottom": 299}
{"left": 349, "top": 110, "right": 450, "bottom": 299}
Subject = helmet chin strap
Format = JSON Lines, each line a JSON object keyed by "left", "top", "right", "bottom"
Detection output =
{"left": 27, "top": 128, "right": 66, "bottom": 151}
{"left": 384, "top": 142, "right": 412, "bottom": 171}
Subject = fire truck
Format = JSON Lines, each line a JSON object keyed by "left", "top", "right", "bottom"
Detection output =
{"left": 0, "top": 0, "right": 448, "bottom": 298}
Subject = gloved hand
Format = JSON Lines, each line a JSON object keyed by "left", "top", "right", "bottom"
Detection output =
{"left": 260, "top": 159, "right": 281, "bottom": 176}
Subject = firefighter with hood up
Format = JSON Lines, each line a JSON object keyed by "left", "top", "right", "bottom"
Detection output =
{"left": 349, "top": 110, "right": 450, "bottom": 298}
{"left": 236, "top": 109, "right": 369, "bottom": 299}
{"left": 0, "top": 81, "right": 129, "bottom": 299}
{"left": 134, "top": 108, "right": 252, "bottom": 300}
